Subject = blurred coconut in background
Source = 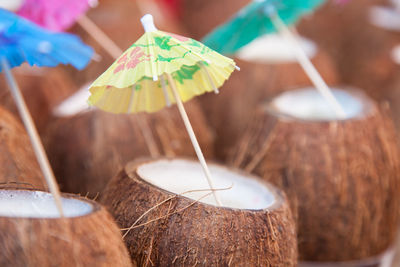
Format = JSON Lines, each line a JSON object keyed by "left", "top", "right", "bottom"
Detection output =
{"left": 0, "top": 67, "right": 78, "bottom": 131}
{"left": 44, "top": 87, "right": 214, "bottom": 197}
{"left": 298, "top": 0, "right": 400, "bottom": 102}
{"left": 0, "top": 106, "right": 45, "bottom": 190}
{"left": 230, "top": 87, "right": 400, "bottom": 263}
{"left": 199, "top": 34, "right": 338, "bottom": 161}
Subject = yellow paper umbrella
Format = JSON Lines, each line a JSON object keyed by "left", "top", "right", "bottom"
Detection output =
{"left": 88, "top": 14, "right": 238, "bottom": 205}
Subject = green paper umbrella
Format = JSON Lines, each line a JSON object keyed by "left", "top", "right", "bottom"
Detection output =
{"left": 203, "top": 0, "right": 346, "bottom": 117}
{"left": 203, "top": 0, "right": 325, "bottom": 55}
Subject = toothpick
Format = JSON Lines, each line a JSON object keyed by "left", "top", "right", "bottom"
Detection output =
{"left": 166, "top": 73, "right": 223, "bottom": 206}
{"left": 1, "top": 58, "right": 64, "bottom": 216}
{"left": 77, "top": 14, "right": 123, "bottom": 59}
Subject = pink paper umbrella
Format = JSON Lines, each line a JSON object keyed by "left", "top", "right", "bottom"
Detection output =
{"left": 17, "top": 0, "right": 97, "bottom": 32}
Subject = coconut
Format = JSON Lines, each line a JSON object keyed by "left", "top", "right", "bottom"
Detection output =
{"left": 199, "top": 35, "right": 338, "bottom": 161}
{"left": 298, "top": 0, "right": 400, "bottom": 101}
{"left": 0, "top": 106, "right": 45, "bottom": 190}
{"left": 43, "top": 90, "right": 215, "bottom": 197}
{"left": 230, "top": 87, "right": 400, "bottom": 261}
{"left": 0, "top": 189, "right": 132, "bottom": 266}
{"left": 0, "top": 67, "right": 78, "bottom": 131}
{"left": 101, "top": 158, "right": 297, "bottom": 266}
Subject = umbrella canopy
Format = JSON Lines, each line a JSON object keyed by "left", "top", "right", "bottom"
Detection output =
{"left": 0, "top": 8, "right": 94, "bottom": 215}
{"left": 17, "top": 0, "right": 95, "bottom": 32}
{"left": 88, "top": 18, "right": 236, "bottom": 114}
{"left": 202, "top": 0, "right": 325, "bottom": 55}
{"left": 0, "top": 8, "right": 93, "bottom": 70}
{"left": 88, "top": 14, "right": 238, "bottom": 206}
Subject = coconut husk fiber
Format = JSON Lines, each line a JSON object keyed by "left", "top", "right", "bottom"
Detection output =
{"left": 199, "top": 46, "right": 338, "bottom": 161}
{"left": 101, "top": 157, "right": 297, "bottom": 266}
{"left": 298, "top": 0, "right": 400, "bottom": 102}
{"left": 0, "top": 67, "right": 78, "bottom": 131}
{"left": 0, "top": 190, "right": 132, "bottom": 267}
{"left": 0, "top": 106, "right": 45, "bottom": 190}
{"left": 230, "top": 88, "right": 400, "bottom": 261}
{"left": 43, "top": 99, "right": 215, "bottom": 197}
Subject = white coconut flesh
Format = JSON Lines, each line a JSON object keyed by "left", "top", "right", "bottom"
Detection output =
{"left": 53, "top": 83, "right": 92, "bottom": 117}
{"left": 0, "top": 0, "right": 24, "bottom": 11}
{"left": 236, "top": 34, "right": 317, "bottom": 63}
{"left": 391, "top": 45, "right": 400, "bottom": 64}
{"left": 269, "top": 88, "right": 364, "bottom": 121}
{"left": 0, "top": 190, "right": 93, "bottom": 218}
{"left": 369, "top": 6, "right": 400, "bottom": 31}
{"left": 137, "top": 159, "right": 275, "bottom": 210}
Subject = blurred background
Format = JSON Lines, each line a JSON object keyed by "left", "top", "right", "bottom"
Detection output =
{"left": 3, "top": 0, "right": 400, "bottom": 265}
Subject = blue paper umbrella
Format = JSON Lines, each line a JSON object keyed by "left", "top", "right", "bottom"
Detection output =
{"left": 0, "top": 8, "right": 93, "bottom": 70}
{"left": 0, "top": 8, "right": 94, "bottom": 215}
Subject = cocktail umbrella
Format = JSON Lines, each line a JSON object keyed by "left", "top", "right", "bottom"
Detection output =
{"left": 88, "top": 14, "right": 238, "bottom": 205}
{"left": 15, "top": 0, "right": 165, "bottom": 156}
{"left": 0, "top": 8, "right": 93, "bottom": 214}
{"left": 15, "top": 0, "right": 123, "bottom": 59}
{"left": 16, "top": 0, "right": 170, "bottom": 61}
{"left": 203, "top": 0, "right": 346, "bottom": 117}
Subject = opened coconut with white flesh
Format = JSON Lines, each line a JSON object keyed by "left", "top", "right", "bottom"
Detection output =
{"left": 0, "top": 106, "right": 45, "bottom": 190}
{"left": 199, "top": 34, "right": 338, "bottom": 161}
{"left": 43, "top": 87, "right": 215, "bottom": 197}
{"left": 230, "top": 87, "right": 400, "bottom": 263}
{"left": 0, "top": 189, "right": 132, "bottom": 267}
{"left": 101, "top": 158, "right": 297, "bottom": 266}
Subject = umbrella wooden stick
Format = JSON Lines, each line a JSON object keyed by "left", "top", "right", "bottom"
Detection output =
{"left": 1, "top": 58, "right": 64, "bottom": 216}
{"left": 77, "top": 14, "right": 160, "bottom": 157}
{"left": 166, "top": 73, "right": 223, "bottom": 206}
{"left": 269, "top": 12, "right": 347, "bottom": 118}
{"left": 77, "top": 15, "right": 122, "bottom": 59}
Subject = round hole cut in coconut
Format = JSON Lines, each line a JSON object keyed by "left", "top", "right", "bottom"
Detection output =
{"left": 0, "top": 106, "right": 45, "bottom": 190}
{"left": 101, "top": 158, "right": 297, "bottom": 267}
{"left": 230, "top": 87, "right": 400, "bottom": 262}
{"left": 43, "top": 93, "right": 215, "bottom": 198}
{"left": 199, "top": 36, "right": 338, "bottom": 161}
{"left": 0, "top": 190, "right": 132, "bottom": 267}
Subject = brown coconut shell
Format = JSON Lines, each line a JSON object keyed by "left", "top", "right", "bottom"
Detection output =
{"left": 199, "top": 48, "right": 338, "bottom": 161}
{"left": 101, "top": 157, "right": 297, "bottom": 266}
{"left": 0, "top": 68, "right": 78, "bottom": 131}
{"left": 43, "top": 99, "right": 215, "bottom": 197}
{"left": 0, "top": 106, "right": 45, "bottom": 190}
{"left": 229, "top": 89, "right": 400, "bottom": 261}
{"left": 0, "top": 190, "right": 132, "bottom": 267}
